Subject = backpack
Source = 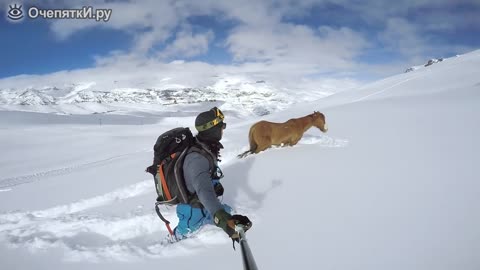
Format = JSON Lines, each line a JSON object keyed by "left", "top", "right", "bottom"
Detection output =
{"left": 146, "top": 127, "right": 195, "bottom": 205}
{"left": 145, "top": 127, "right": 220, "bottom": 237}
{"left": 146, "top": 127, "right": 218, "bottom": 207}
{"left": 152, "top": 127, "right": 194, "bottom": 165}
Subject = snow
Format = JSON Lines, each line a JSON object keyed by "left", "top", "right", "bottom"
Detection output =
{"left": 1, "top": 49, "right": 479, "bottom": 269}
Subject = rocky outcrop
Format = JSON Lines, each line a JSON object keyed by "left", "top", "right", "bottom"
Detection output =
{"left": 405, "top": 57, "right": 445, "bottom": 73}
{"left": 424, "top": 58, "right": 444, "bottom": 67}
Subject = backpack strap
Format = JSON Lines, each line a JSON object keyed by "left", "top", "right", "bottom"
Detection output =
{"left": 188, "top": 138, "right": 217, "bottom": 171}
{"left": 155, "top": 201, "right": 174, "bottom": 238}
{"left": 171, "top": 146, "right": 193, "bottom": 204}
{"left": 178, "top": 139, "right": 219, "bottom": 207}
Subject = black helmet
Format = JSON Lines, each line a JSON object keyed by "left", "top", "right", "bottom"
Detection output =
{"left": 195, "top": 107, "right": 226, "bottom": 143}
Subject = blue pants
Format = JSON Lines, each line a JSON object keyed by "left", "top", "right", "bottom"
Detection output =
{"left": 174, "top": 204, "right": 232, "bottom": 240}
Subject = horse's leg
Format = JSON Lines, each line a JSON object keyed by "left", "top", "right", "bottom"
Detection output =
{"left": 284, "top": 137, "right": 300, "bottom": 147}
{"left": 291, "top": 137, "right": 301, "bottom": 146}
{"left": 254, "top": 136, "right": 272, "bottom": 153}
{"left": 255, "top": 143, "right": 270, "bottom": 153}
{"left": 285, "top": 137, "right": 297, "bottom": 146}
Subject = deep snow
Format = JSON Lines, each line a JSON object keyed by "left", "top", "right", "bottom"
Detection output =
{"left": 0, "top": 50, "right": 479, "bottom": 270}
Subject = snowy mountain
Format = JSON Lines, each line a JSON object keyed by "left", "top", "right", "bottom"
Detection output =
{"left": 0, "top": 49, "right": 479, "bottom": 270}
{"left": 0, "top": 75, "right": 335, "bottom": 116}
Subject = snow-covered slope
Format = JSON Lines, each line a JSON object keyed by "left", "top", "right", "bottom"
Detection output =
{"left": 0, "top": 49, "right": 479, "bottom": 270}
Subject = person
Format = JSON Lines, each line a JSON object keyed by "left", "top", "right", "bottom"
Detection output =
{"left": 173, "top": 107, "right": 252, "bottom": 241}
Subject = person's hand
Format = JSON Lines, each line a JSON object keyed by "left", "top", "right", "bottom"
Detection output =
{"left": 214, "top": 210, "right": 252, "bottom": 240}
{"left": 231, "top": 214, "right": 252, "bottom": 232}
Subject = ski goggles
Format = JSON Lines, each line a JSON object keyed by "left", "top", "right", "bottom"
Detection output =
{"left": 196, "top": 107, "right": 226, "bottom": 131}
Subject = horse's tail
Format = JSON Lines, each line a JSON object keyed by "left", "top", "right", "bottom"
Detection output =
{"left": 248, "top": 125, "right": 258, "bottom": 153}
{"left": 237, "top": 125, "right": 257, "bottom": 158}
{"left": 237, "top": 150, "right": 250, "bottom": 159}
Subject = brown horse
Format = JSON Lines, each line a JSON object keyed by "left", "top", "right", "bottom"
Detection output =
{"left": 238, "top": 111, "right": 328, "bottom": 158}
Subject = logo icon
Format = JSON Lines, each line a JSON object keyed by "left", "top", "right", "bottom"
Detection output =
{"left": 7, "top": 3, "right": 24, "bottom": 21}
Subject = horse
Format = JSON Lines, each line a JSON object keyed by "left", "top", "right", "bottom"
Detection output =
{"left": 238, "top": 111, "right": 328, "bottom": 158}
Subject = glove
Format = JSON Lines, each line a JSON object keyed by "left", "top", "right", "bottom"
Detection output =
{"left": 214, "top": 209, "right": 252, "bottom": 240}
{"left": 214, "top": 182, "right": 224, "bottom": 197}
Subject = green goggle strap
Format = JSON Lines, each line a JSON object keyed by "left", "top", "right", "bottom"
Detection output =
{"left": 196, "top": 116, "right": 223, "bottom": 132}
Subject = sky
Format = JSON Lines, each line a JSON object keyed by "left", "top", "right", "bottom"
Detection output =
{"left": 0, "top": 0, "right": 479, "bottom": 84}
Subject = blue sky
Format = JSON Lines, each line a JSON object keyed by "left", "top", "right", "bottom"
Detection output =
{"left": 0, "top": 0, "right": 479, "bottom": 82}
{"left": 1, "top": 18, "right": 132, "bottom": 77}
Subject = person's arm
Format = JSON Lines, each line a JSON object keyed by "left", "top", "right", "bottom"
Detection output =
{"left": 183, "top": 152, "right": 223, "bottom": 216}
{"left": 183, "top": 152, "right": 252, "bottom": 239}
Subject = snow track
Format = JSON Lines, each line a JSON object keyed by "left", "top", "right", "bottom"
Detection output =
{"left": 0, "top": 149, "right": 149, "bottom": 189}
{"left": 0, "top": 180, "right": 152, "bottom": 223}
{"left": 0, "top": 178, "right": 230, "bottom": 262}
{"left": 299, "top": 134, "right": 349, "bottom": 147}
{"left": 0, "top": 179, "right": 208, "bottom": 261}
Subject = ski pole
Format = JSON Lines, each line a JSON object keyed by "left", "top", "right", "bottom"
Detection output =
{"left": 235, "top": 225, "right": 259, "bottom": 270}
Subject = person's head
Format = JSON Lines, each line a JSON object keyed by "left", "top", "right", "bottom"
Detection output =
{"left": 195, "top": 107, "right": 227, "bottom": 143}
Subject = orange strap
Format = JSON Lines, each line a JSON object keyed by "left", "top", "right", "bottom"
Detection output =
{"left": 159, "top": 165, "right": 172, "bottom": 201}
{"left": 165, "top": 223, "right": 174, "bottom": 236}
{"left": 158, "top": 153, "right": 177, "bottom": 201}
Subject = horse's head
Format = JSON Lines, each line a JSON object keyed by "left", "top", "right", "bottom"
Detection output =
{"left": 311, "top": 111, "right": 328, "bottom": 132}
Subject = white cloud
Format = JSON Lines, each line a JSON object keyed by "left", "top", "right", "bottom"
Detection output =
{"left": 42, "top": 0, "right": 479, "bottom": 62}
{"left": 45, "top": 0, "right": 372, "bottom": 80}
{"left": 158, "top": 28, "right": 214, "bottom": 59}
{"left": 226, "top": 23, "right": 369, "bottom": 73}
{"left": 50, "top": 0, "right": 180, "bottom": 47}
{"left": 3, "top": 0, "right": 479, "bottom": 86}
{"left": 379, "top": 18, "right": 427, "bottom": 58}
